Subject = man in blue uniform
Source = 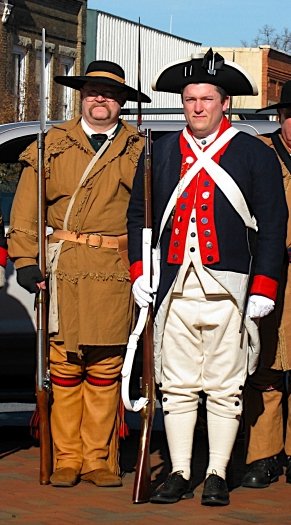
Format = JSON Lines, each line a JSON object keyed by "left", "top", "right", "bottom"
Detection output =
{"left": 127, "top": 49, "right": 288, "bottom": 506}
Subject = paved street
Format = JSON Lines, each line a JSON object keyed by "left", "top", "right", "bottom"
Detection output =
{"left": 0, "top": 406, "right": 291, "bottom": 524}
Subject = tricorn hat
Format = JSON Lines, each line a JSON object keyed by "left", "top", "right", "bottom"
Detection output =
{"left": 54, "top": 60, "right": 151, "bottom": 103}
{"left": 152, "top": 48, "right": 258, "bottom": 96}
{"left": 256, "top": 80, "right": 291, "bottom": 112}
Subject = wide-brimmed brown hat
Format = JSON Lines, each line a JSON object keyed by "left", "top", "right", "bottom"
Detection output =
{"left": 54, "top": 60, "right": 151, "bottom": 103}
{"left": 256, "top": 80, "right": 291, "bottom": 112}
{"left": 152, "top": 48, "right": 258, "bottom": 96}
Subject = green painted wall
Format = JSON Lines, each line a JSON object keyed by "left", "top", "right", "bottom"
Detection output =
{"left": 85, "top": 9, "right": 97, "bottom": 67}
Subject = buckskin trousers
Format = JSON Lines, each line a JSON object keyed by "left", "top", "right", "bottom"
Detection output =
{"left": 246, "top": 389, "right": 291, "bottom": 463}
{"left": 49, "top": 341, "right": 123, "bottom": 475}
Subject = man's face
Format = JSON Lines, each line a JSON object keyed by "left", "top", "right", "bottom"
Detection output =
{"left": 182, "top": 83, "right": 229, "bottom": 138}
{"left": 80, "top": 82, "right": 126, "bottom": 129}
{"left": 279, "top": 108, "right": 291, "bottom": 147}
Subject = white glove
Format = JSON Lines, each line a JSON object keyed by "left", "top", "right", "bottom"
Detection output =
{"left": 246, "top": 295, "right": 275, "bottom": 319}
{"left": 132, "top": 275, "right": 153, "bottom": 308}
{"left": 0, "top": 266, "right": 5, "bottom": 288}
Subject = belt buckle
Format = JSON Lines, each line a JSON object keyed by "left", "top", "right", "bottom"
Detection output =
{"left": 86, "top": 233, "right": 103, "bottom": 249}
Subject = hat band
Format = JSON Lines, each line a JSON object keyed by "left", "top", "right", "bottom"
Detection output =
{"left": 86, "top": 71, "right": 126, "bottom": 84}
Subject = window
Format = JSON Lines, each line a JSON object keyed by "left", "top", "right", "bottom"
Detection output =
{"left": 12, "top": 46, "right": 27, "bottom": 121}
{"left": 59, "top": 57, "right": 75, "bottom": 120}
{"left": 35, "top": 51, "right": 52, "bottom": 120}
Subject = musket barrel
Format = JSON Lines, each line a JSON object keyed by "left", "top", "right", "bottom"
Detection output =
{"left": 35, "top": 27, "right": 52, "bottom": 485}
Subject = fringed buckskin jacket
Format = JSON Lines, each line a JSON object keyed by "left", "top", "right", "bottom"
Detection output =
{"left": 8, "top": 116, "right": 144, "bottom": 352}
{"left": 258, "top": 130, "right": 291, "bottom": 371}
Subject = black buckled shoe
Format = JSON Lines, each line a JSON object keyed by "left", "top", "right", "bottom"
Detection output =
{"left": 241, "top": 456, "right": 282, "bottom": 488}
{"left": 201, "top": 474, "right": 229, "bottom": 506}
{"left": 286, "top": 457, "right": 291, "bottom": 483}
{"left": 150, "top": 471, "right": 194, "bottom": 504}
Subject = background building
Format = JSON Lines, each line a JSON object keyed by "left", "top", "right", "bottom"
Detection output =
{"left": 1, "top": 4, "right": 290, "bottom": 124}
{"left": 0, "top": 0, "right": 87, "bottom": 124}
{"left": 86, "top": 10, "right": 201, "bottom": 120}
{"left": 201, "top": 46, "right": 291, "bottom": 116}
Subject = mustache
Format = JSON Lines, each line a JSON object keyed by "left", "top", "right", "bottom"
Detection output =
{"left": 90, "top": 102, "right": 109, "bottom": 110}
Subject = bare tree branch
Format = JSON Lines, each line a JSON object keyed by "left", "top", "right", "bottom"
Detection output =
{"left": 241, "top": 25, "right": 291, "bottom": 53}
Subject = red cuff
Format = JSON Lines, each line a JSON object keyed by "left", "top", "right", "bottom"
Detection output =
{"left": 250, "top": 275, "right": 278, "bottom": 301}
{"left": 0, "top": 247, "right": 8, "bottom": 267}
{"left": 130, "top": 261, "right": 143, "bottom": 284}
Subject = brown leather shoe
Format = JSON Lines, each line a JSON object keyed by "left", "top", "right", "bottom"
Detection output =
{"left": 50, "top": 467, "right": 79, "bottom": 487}
{"left": 81, "top": 468, "right": 122, "bottom": 487}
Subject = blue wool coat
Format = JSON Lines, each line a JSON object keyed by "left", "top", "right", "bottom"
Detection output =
{"left": 127, "top": 129, "right": 288, "bottom": 316}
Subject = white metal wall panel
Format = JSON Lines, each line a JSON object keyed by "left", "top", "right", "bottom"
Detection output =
{"left": 94, "top": 12, "right": 201, "bottom": 120}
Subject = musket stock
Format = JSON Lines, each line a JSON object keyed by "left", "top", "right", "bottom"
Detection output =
{"left": 132, "top": 306, "right": 155, "bottom": 503}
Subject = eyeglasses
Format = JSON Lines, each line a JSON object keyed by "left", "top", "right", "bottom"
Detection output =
{"left": 82, "top": 89, "right": 122, "bottom": 102}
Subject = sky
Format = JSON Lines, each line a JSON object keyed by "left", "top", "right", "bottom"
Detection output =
{"left": 87, "top": 0, "right": 291, "bottom": 48}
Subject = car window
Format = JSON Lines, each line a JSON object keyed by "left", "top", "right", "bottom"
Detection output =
{"left": 0, "top": 117, "right": 280, "bottom": 226}
{"left": 0, "top": 162, "right": 22, "bottom": 226}
{"left": 0, "top": 129, "right": 38, "bottom": 225}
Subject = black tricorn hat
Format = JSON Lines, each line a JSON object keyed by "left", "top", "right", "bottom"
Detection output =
{"left": 54, "top": 60, "right": 151, "bottom": 103}
{"left": 256, "top": 80, "right": 291, "bottom": 112}
{"left": 152, "top": 48, "right": 258, "bottom": 96}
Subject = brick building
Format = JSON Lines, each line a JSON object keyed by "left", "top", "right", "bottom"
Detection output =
{"left": 0, "top": 0, "right": 87, "bottom": 124}
{"left": 201, "top": 46, "right": 291, "bottom": 115}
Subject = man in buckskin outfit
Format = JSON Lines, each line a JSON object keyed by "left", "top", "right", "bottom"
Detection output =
{"left": 127, "top": 49, "right": 288, "bottom": 506}
{"left": 242, "top": 80, "right": 291, "bottom": 488}
{"left": 7, "top": 60, "right": 150, "bottom": 487}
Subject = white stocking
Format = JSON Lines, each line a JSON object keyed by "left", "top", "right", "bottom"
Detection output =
{"left": 207, "top": 411, "right": 240, "bottom": 480}
{"left": 164, "top": 410, "right": 197, "bottom": 480}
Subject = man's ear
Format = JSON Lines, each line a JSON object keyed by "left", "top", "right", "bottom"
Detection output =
{"left": 222, "top": 96, "right": 230, "bottom": 113}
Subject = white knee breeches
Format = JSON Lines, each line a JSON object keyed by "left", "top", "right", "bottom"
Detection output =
{"left": 160, "top": 268, "right": 248, "bottom": 418}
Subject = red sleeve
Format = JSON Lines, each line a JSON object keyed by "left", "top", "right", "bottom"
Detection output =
{"left": 129, "top": 261, "right": 143, "bottom": 284}
{"left": 0, "top": 247, "right": 8, "bottom": 267}
{"left": 250, "top": 275, "right": 278, "bottom": 301}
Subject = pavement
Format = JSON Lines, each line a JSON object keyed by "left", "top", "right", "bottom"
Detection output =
{"left": 0, "top": 406, "right": 291, "bottom": 525}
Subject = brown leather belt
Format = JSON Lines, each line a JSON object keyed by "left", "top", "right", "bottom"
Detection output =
{"left": 53, "top": 230, "right": 127, "bottom": 251}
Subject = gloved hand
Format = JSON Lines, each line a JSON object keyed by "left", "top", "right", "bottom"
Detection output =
{"left": 132, "top": 275, "right": 153, "bottom": 308}
{"left": 0, "top": 266, "right": 5, "bottom": 288}
{"left": 16, "top": 265, "right": 45, "bottom": 293}
{"left": 246, "top": 294, "right": 275, "bottom": 319}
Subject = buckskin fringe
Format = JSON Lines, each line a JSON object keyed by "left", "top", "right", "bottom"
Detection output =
{"left": 55, "top": 270, "right": 130, "bottom": 283}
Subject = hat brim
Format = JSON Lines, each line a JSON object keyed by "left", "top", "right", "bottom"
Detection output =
{"left": 54, "top": 75, "right": 151, "bottom": 103}
{"left": 256, "top": 101, "right": 291, "bottom": 112}
{"left": 152, "top": 55, "right": 258, "bottom": 96}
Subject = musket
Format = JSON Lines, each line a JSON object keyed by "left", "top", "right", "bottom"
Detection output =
{"left": 132, "top": 128, "right": 156, "bottom": 503}
{"left": 36, "top": 27, "right": 52, "bottom": 485}
{"left": 120, "top": 20, "right": 156, "bottom": 503}
{"left": 227, "top": 50, "right": 235, "bottom": 122}
{"left": 132, "top": 19, "right": 156, "bottom": 503}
